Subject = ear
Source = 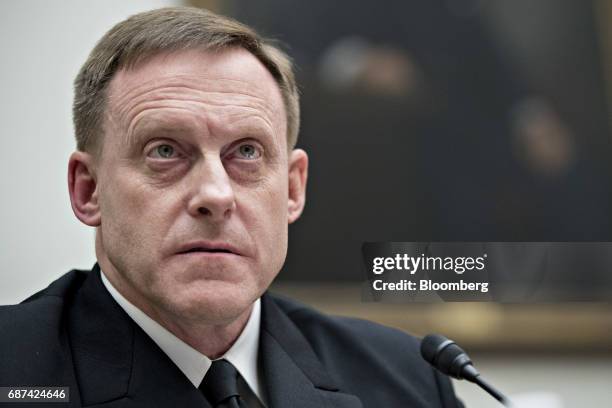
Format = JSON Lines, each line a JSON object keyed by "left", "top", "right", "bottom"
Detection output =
{"left": 288, "top": 148, "right": 308, "bottom": 224}
{"left": 68, "top": 151, "right": 101, "bottom": 226}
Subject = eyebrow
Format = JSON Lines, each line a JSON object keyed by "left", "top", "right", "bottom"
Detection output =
{"left": 127, "top": 114, "right": 278, "bottom": 149}
{"left": 127, "top": 118, "right": 193, "bottom": 150}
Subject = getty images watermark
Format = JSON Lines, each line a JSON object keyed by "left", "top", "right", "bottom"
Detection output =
{"left": 371, "top": 252, "right": 489, "bottom": 293}
{"left": 361, "top": 242, "right": 612, "bottom": 302}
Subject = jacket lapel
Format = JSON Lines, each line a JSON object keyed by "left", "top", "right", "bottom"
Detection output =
{"left": 69, "top": 266, "right": 361, "bottom": 407}
{"left": 68, "top": 264, "right": 209, "bottom": 408}
{"left": 260, "top": 294, "right": 362, "bottom": 408}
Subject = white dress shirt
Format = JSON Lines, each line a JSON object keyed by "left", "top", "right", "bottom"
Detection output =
{"left": 100, "top": 269, "right": 266, "bottom": 406}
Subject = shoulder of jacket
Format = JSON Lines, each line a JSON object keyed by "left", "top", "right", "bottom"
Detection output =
{"left": 0, "top": 269, "right": 89, "bottom": 332}
{"left": 267, "top": 291, "right": 421, "bottom": 352}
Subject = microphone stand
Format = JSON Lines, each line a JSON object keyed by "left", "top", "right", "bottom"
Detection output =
{"left": 473, "top": 375, "right": 512, "bottom": 406}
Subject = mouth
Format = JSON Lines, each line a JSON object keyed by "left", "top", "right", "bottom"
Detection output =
{"left": 180, "top": 247, "right": 233, "bottom": 254}
{"left": 176, "top": 242, "right": 241, "bottom": 256}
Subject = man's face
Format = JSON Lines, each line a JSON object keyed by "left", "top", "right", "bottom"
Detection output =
{"left": 88, "top": 48, "right": 302, "bottom": 324}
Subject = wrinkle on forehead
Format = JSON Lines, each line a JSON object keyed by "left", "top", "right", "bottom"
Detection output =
{"left": 110, "top": 74, "right": 279, "bottom": 113}
{"left": 104, "top": 50, "right": 287, "bottom": 148}
{"left": 127, "top": 103, "right": 278, "bottom": 151}
{"left": 124, "top": 86, "right": 279, "bottom": 142}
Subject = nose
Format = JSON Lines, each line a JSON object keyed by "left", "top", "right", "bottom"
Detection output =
{"left": 187, "top": 156, "right": 236, "bottom": 222}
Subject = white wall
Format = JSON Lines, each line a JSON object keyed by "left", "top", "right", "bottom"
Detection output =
{"left": 0, "top": 0, "right": 182, "bottom": 304}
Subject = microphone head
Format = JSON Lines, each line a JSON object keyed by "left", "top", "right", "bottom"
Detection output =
{"left": 420, "top": 334, "right": 452, "bottom": 364}
{"left": 420, "top": 334, "right": 478, "bottom": 380}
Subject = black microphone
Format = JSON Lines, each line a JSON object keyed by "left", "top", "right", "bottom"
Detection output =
{"left": 420, "top": 334, "right": 512, "bottom": 406}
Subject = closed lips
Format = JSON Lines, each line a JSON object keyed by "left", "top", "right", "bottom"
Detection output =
{"left": 181, "top": 247, "right": 232, "bottom": 254}
{"left": 176, "top": 242, "right": 241, "bottom": 255}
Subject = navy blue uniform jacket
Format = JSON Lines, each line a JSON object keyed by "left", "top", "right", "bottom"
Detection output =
{"left": 0, "top": 264, "right": 462, "bottom": 407}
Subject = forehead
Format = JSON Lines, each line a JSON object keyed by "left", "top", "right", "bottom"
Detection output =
{"left": 104, "top": 47, "right": 286, "bottom": 142}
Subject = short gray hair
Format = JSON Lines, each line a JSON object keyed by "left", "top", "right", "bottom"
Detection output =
{"left": 73, "top": 6, "right": 300, "bottom": 154}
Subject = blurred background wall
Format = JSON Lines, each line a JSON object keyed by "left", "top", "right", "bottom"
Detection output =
{"left": 1, "top": 1, "right": 611, "bottom": 407}
{"left": 224, "top": 0, "right": 612, "bottom": 283}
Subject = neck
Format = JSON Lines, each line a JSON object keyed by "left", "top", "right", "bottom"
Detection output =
{"left": 145, "top": 302, "right": 253, "bottom": 360}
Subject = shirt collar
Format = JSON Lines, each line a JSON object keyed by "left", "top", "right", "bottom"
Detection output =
{"left": 100, "top": 269, "right": 264, "bottom": 401}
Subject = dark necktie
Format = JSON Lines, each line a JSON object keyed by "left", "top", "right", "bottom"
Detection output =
{"left": 199, "top": 359, "right": 249, "bottom": 408}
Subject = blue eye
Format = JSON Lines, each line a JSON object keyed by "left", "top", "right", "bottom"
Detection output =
{"left": 154, "top": 144, "right": 175, "bottom": 158}
{"left": 237, "top": 143, "right": 260, "bottom": 159}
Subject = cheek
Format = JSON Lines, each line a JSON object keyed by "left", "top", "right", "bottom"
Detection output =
{"left": 265, "top": 186, "right": 289, "bottom": 269}
{"left": 98, "top": 169, "right": 175, "bottom": 260}
{"left": 239, "top": 179, "right": 289, "bottom": 269}
{"left": 101, "top": 173, "right": 140, "bottom": 228}
{"left": 259, "top": 178, "right": 288, "bottom": 233}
